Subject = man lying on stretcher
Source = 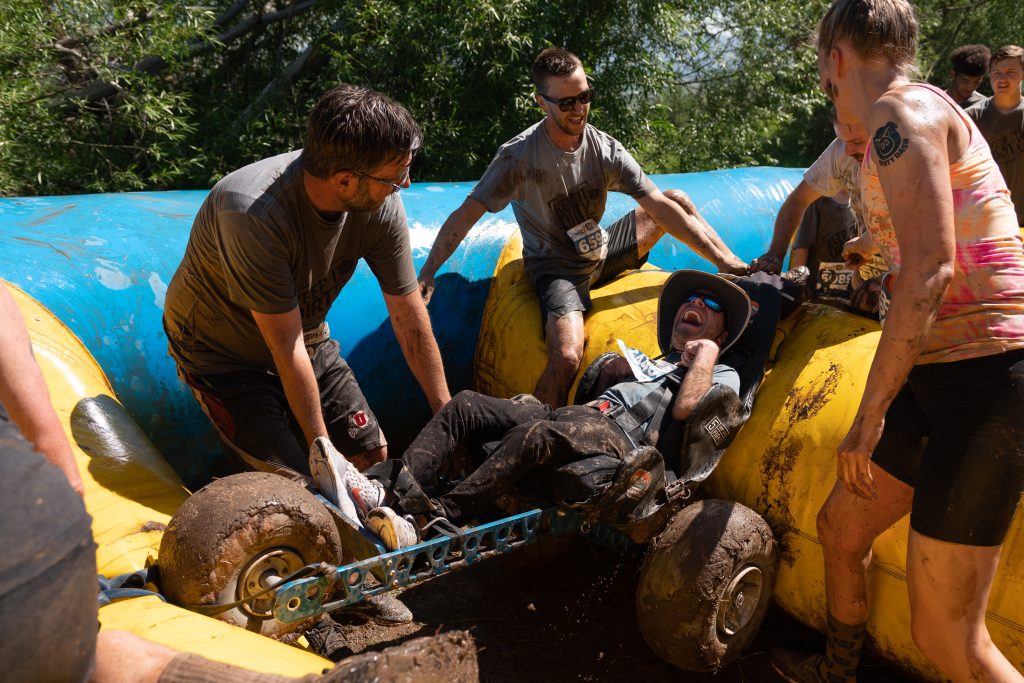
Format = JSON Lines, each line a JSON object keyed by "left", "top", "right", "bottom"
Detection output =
{"left": 314, "top": 270, "right": 781, "bottom": 550}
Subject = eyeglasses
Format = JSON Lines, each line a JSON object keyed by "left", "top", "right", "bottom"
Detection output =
{"left": 538, "top": 87, "right": 594, "bottom": 112}
{"left": 350, "top": 169, "right": 406, "bottom": 192}
{"left": 686, "top": 293, "right": 723, "bottom": 313}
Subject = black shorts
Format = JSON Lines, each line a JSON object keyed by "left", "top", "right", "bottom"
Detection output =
{"left": 871, "top": 348, "right": 1024, "bottom": 546}
{"left": 181, "top": 339, "right": 386, "bottom": 483}
{"left": 533, "top": 211, "right": 647, "bottom": 323}
{"left": 0, "top": 416, "right": 98, "bottom": 683}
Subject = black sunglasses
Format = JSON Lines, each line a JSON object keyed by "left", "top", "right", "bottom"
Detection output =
{"left": 538, "top": 87, "right": 594, "bottom": 112}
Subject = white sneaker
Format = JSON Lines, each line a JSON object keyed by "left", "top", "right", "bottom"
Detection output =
{"left": 366, "top": 507, "right": 420, "bottom": 551}
{"left": 308, "top": 437, "right": 385, "bottom": 521}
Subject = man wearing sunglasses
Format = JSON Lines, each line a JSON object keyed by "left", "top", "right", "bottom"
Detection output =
{"left": 363, "top": 270, "right": 752, "bottom": 547}
{"left": 418, "top": 47, "right": 748, "bottom": 409}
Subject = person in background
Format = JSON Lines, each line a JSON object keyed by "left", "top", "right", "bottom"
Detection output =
{"left": 967, "top": 45, "right": 1024, "bottom": 226}
{"left": 945, "top": 43, "right": 991, "bottom": 109}
{"left": 751, "top": 109, "right": 884, "bottom": 314}
{"left": 790, "top": 193, "right": 860, "bottom": 307}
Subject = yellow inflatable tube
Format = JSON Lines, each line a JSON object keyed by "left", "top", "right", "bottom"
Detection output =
{"left": 8, "top": 282, "right": 329, "bottom": 675}
{"left": 473, "top": 236, "right": 1024, "bottom": 679}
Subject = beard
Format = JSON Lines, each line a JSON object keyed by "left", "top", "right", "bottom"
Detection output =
{"left": 344, "top": 182, "right": 387, "bottom": 213}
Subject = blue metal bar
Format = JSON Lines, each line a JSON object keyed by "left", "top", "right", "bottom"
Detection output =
{"left": 271, "top": 507, "right": 639, "bottom": 624}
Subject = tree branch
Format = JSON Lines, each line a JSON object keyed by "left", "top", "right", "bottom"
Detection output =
{"left": 231, "top": 17, "right": 343, "bottom": 133}
{"left": 61, "top": 0, "right": 321, "bottom": 104}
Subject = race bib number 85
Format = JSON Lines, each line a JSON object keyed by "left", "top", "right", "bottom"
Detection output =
{"left": 567, "top": 219, "right": 608, "bottom": 262}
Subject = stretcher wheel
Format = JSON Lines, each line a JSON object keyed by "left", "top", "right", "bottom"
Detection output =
{"left": 636, "top": 499, "right": 777, "bottom": 671}
{"left": 158, "top": 471, "right": 342, "bottom": 638}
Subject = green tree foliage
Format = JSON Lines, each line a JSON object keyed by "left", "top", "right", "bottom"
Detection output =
{"left": 0, "top": 0, "right": 1020, "bottom": 196}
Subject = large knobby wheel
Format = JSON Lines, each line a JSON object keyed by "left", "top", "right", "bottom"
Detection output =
{"left": 636, "top": 499, "right": 777, "bottom": 672}
{"left": 158, "top": 471, "right": 342, "bottom": 638}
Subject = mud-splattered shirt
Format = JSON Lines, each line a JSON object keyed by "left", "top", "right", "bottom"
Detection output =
{"left": 860, "top": 83, "right": 1024, "bottom": 363}
{"left": 803, "top": 137, "right": 866, "bottom": 235}
{"left": 601, "top": 364, "right": 740, "bottom": 436}
{"left": 163, "top": 150, "right": 417, "bottom": 374}
{"left": 470, "top": 121, "right": 656, "bottom": 280}
{"left": 967, "top": 97, "right": 1024, "bottom": 226}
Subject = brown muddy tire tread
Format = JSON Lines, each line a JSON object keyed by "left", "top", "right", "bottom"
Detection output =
{"left": 158, "top": 471, "right": 342, "bottom": 638}
{"left": 636, "top": 499, "right": 778, "bottom": 672}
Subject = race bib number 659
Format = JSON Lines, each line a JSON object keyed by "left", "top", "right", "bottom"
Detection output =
{"left": 567, "top": 219, "right": 608, "bottom": 262}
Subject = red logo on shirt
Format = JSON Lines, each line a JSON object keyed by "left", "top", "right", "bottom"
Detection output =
{"left": 350, "top": 410, "right": 368, "bottom": 428}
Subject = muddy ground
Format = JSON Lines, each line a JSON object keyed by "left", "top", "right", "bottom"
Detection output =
{"left": 330, "top": 535, "right": 918, "bottom": 682}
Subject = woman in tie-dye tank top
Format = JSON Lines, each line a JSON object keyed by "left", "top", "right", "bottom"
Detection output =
{"left": 770, "top": 2, "right": 1024, "bottom": 683}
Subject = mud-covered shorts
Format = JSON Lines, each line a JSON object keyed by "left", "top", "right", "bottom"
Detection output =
{"left": 0, "top": 413, "right": 98, "bottom": 683}
{"left": 181, "top": 338, "right": 386, "bottom": 483}
{"left": 871, "top": 347, "right": 1024, "bottom": 546}
{"left": 532, "top": 210, "right": 647, "bottom": 323}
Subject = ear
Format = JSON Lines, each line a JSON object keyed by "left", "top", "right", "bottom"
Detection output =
{"left": 715, "top": 330, "right": 729, "bottom": 348}
{"left": 331, "top": 170, "right": 358, "bottom": 191}
{"left": 831, "top": 45, "right": 845, "bottom": 80}
{"left": 534, "top": 92, "right": 547, "bottom": 111}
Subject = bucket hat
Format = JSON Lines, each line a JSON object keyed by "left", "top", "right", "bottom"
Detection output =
{"left": 657, "top": 270, "right": 752, "bottom": 355}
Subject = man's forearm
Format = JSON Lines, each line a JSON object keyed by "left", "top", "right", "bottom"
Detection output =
{"left": 273, "top": 346, "right": 328, "bottom": 448}
{"left": 657, "top": 198, "right": 738, "bottom": 269}
{"left": 387, "top": 293, "right": 451, "bottom": 412}
{"left": 420, "top": 201, "right": 482, "bottom": 279}
{"left": 672, "top": 346, "right": 719, "bottom": 421}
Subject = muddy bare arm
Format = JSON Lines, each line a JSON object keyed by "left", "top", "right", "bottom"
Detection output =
{"left": 418, "top": 197, "right": 488, "bottom": 304}
{"left": 838, "top": 93, "right": 956, "bottom": 500}
{"left": 637, "top": 189, "right": 747, "bottom": 274}
{"left": 671, "top": 339, "right": 721, "bottom": 421}
{"left": 752, "top": 180, "right": 821, "bottom": 272}
{"left": 0, "top": 284, "right": 84, "bottom": 495}
{"left": 384, "top": 289, "right": 451, "bottom": 413}
{"left": 252, "top": 307, "right": 328, "bottom": 448}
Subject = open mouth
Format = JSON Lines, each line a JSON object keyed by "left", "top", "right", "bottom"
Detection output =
{"left": 682, "top": 310, "right": 703, "bottom": 326}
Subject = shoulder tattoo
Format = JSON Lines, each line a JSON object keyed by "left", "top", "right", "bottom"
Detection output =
{"left": 872, "top": 122, "right": 910, "bottom": 166}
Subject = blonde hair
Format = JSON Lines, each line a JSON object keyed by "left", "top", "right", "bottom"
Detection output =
{"left": 816, "top": 0, "right": 917, "bottom": 72}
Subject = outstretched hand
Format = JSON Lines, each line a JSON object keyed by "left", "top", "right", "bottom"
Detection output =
{"left": 842, "top": 233, "right": 876, "bottom": 269}
{"left": 750, "top": 252, "right": 782, "bottom": 274}
{"left": 719, "top": 259, "right": 750, "bottom": 276}
{"left": 836, "top": 415, "right": 884, "bottom": 500}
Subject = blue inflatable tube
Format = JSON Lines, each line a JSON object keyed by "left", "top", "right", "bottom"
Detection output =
{"left": 0, "top": 167, "right": 801, "bottom": 486}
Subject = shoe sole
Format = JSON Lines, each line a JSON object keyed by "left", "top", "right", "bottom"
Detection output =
{"left": 367, "top": 507, "right": 416, "bottom": 551}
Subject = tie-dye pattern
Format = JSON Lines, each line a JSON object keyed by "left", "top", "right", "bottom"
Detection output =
{"left": 860, "top": 83, "right": 1024, "bottom": 364}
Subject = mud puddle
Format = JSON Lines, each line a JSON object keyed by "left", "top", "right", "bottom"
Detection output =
{"left": 333, "top": 536, "right": 917, "bottom": 681}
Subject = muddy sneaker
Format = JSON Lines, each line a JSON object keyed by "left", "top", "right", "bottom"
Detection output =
{"left": 770, "top": 648, "right": 828, "bottom": 683}
{"left": 305, "top": 615, "right": 353, "bottom": 662}
{"left": 510, "top": 393, "right": 543, "bottom": 405}
{"left": 366, "top": 506, "right": 419, "bottom": 551}
{"left": 309, "top": 437, "right": 386, "bottom": 520}
{"left": 338, "top": 593, "right": 414, "bottom": 626}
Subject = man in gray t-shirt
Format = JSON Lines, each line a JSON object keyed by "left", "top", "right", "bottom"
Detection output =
{"left": 164, "top": 85, "right": 450, "bottom": 489}
{"left": 418, "top": 47, "right": 746, "bottom": 408}
{"left": 968, "top": 46, "right": 1024, "bottom": 226}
